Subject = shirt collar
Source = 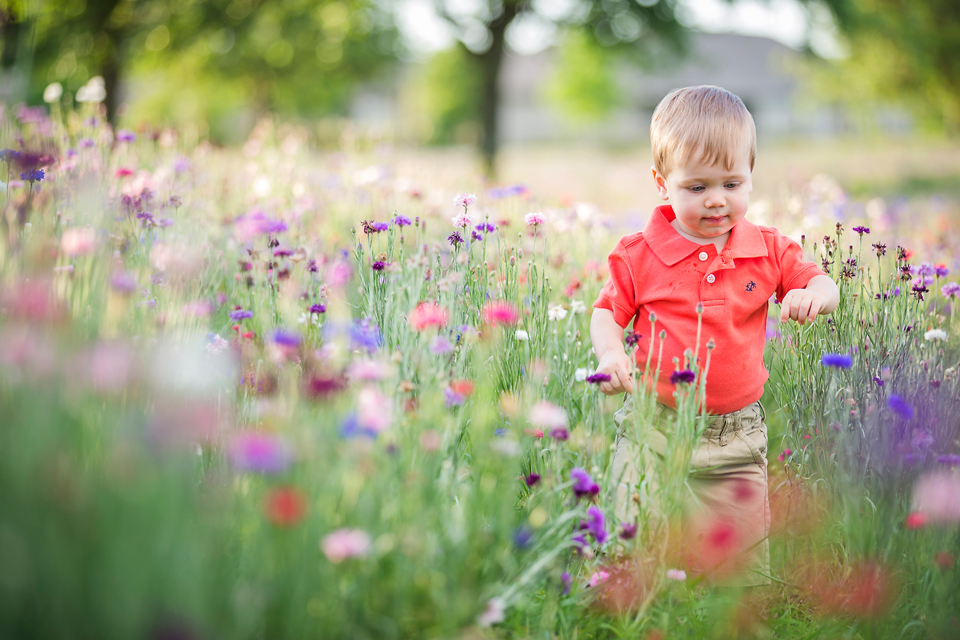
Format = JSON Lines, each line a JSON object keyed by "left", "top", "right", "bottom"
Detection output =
{"left": 644, "top": 204, "right": 768, "bottom": 266}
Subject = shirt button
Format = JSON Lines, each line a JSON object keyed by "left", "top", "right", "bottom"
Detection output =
{"left": 706, "top": 274, "right": 716, "bottom": 284}
{"left": 698, "top": 251, "right": 708, "bottom": 261}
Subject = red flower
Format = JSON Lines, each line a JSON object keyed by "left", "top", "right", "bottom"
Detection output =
{"left": 264, "top": 486, "right": 307, "bottom": 527}
{"left": 905, "top": 511, "right": 928, "bottom": 530}
{"left": 115, "top": 167, "right": 134, "bottom": 178}
{"left": 935, "top": 551, "right": 954, "bottom": 569}
{"left": 449, "top": 379, "right": 475, "bottom": 397}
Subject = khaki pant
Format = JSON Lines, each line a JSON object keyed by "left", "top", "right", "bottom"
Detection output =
{"left": 612, "top": 397, "right": 771, "bottom": 587}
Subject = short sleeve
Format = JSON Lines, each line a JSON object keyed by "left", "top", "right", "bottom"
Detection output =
{"left": 775, "top": 232, "right": 826, "bottom": 302}
{"left": 593, "top": 240, "right": 638, "bottom": 328}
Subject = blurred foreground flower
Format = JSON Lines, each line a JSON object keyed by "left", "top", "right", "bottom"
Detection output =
{"left": 476, "top": 596, "right": 505, "bottom": 627}
{"left": 821, "top": 353, "right": 853, "bottom": 368}
{"left": 528, "top": 400, "right": 568, "bottom": 431}
{"left": 408, "top": 302, "right": 448, "bottom": 331}
{"left": 571, "top": 467, "right": 599, "bottom": 500}
{"left": 322, "top": 528, "right": 371, "bottom": 563}
{"left": 483, "top": 302, "right": 519, "bottom": 327}
{"left": 60, "top": 227, "right": 96, "bottom": 256}
{"left": 228, "top": 432, "right": 291, "bottom": 474}
{"left": 911, "top": 470, "right": 960, "bottom": 525}
{"left": 887, "top": 394, "right": 914, "bottom": 420}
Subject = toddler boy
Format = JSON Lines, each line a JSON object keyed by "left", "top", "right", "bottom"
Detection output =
{"left": 591, "top": 85, "right": 839, "bottom": 586}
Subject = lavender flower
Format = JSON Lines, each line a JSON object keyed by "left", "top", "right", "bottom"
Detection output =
{"left": 110, "top": 271, "right": 137, "bottom": 294}
{"left": 348, "top": 319, "right": 381, "bottom": 352}
{"left": 116, "top": 129, "right": 137, "bottom": 142}
{"left": 936, "top": 454, "right": 960, "bottom": 466}
{"left": 228, "top": 432, "right": 291, "bottom": 474}
{"left": 394, "top": 215, "right": 412, "bottom": 226}
{"left": 271, "top": 330, "right": 300, "bottom": 348}
{"left": 571, "top": 467, "right": 599, "bottom": 500}
{"left": 475, "top": 222, "right": 496, "bottom": 232}
{"left": 942, "top": 282, "right": 960, "bottom": 298}
{"left": 670, "top": 369, "right": 696, "bottom": 385}
{"left": 447, "top": 231, "right": 463, "bottom": 247}
{"left": 20, "top": 169, "right": 44, "bottom": 182}
{"left": 620, "top": 523, "right": 638, "bottom": 540}
{"left": 309, "top": 304, "right": 326, "bottom": 314}
{"left": 852, "top": 226, "right": 870, "bottom": 235}
{"left": 888, "top": 394, "right": 914, "bottom": 420}
{"left": 580, "top": 505, "right": 608, "bottom": 544}
{"left": 229, "top": 309, "right": 253, "bottom": 321}
{"left": 471, "top": 231, "right": 483, "bottom": 242}
{"left": 585, "top": 373, "right": 610, "bottom": 384}
{"left": 821, "top": 353, "right": 854, "bottom": 368}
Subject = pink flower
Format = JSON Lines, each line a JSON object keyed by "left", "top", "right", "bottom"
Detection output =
{"left": 452, "top": 211, "right": 473, "bottom": 228}
{"left": 453, "top": 193, "right": 476, "bottom": 209}
{"left": 357, "top": 385, "right": 392, "bottom": 433}
{"left": 912, "top": 470, "right": 960, "bottom": 525}
{"left": 60, "top": 227, "right": 96, "bottom": 256}
{"left": 483, "top": 302, "right": 520, "bottom": 327}
{"left": 665, "top": 569, "right": 687, "bottom": 581}
{"left": 476, "top": 597, "right": 505, "bottom": 627}
{"left": 588, "top": 570, "right": 610, "bottom": 587}
{"left": 524, "top": 211, "right": 545, "bottom": 226}
{"left": 777, "top": 448, "right": 793, "bottom": 462}
{"left": 528, "top": 401, "right": 568, "bottom": 430}
{"left": 321, "top": 528, "right": 371, "bottom": 563}
{"left": 408, "top": 302, "right": 448, "bottom": 331}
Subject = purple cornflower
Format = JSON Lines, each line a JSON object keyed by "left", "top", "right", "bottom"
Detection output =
{"left": 549, "top": 427, "right": 570, "bottom": 441}
{"left": 625, "top": 332, "right": 642, "bottom": 347}
{"left": 445, "top": 387, "right": 466, "bottom": 407}
{"left": 110, "top": 271, "right": 137, "bottom": 294}
{"left": 821, "top": 353, "right": 854, "bottom": 368}
{"left": 585, "top": 373, "right": 611, "bottom": 384}
{"left": 620, "top": 523, "right": 638, "bottom": 540}
{"left": 307, "top": 259, "right": 319, "bottom": 273}
{"left": 942, "top": 282, "right": 960, "bottom": 298}
{"left": 580, "top": 505, "right": 608, "bottom": 544}
{"left": 873, "top": 376, "right": 885, "bottom": 387}
{"left": 936, "top": 454, "right": 960, "bottom": 466}
{"left": 475, "top": 222, "right": 496, "bottom": 233}
{"left": 494, "top": 428, "right": 507, "bottom": 436}
{"left": 229, "top": 309, "right": 254, "bottom": 321}
{"left": 348, "top": 319, "right": 381, "bottom": 352}
{"left": 20, "top": 169, "right": 44, "bottom": 182}
{"left": 429, "top": 335, "right": 454, "bottom": 355}
{"left": 271, "top": 329, "right": 300, "bottom": 348}
{"left": 372, "top": 221, "right": 389, "bottom": 232}
{"left": 670, "top": 369, "right": 696, "bottom": 385}
{"left": 371, "top": 261, "right": 387, "bottom": 271}
{"left": 116, "top": 129, "right": 137, "bottom": 142}
{"left": 471, "top": 231, "right": 483, "bottom": 242}
{"left": 273, "top": 247, "right": 293, "bottom": 257}
{"left": 571, "top": 467, "right": 599, "bottom": 500}
{"left": 309, "top": 304, "right": 326, "bottom": 314}
{"left": 934, "top": 264, "right": 949, "bottom": 277}
{"left": 525, "top": 473, "right": 541, "bottom": 487}
{"left": 887, "top": 394, "right": 914, "bottom": 420}
{"left": 447, "top": 231, "right": 463, "bottom": 247}
{"left": 852, "top": 226, "right": 870, "bottom": 235}
{"left": 394, "top": 215, "right": 412, "bottom": 226}
{"left": 513, "top": 527, "right": 534, "bottom": 549}
{"left": 228, "top": 432, "right": 291, "bottom": 474}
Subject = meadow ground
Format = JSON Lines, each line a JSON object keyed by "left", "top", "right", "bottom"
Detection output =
{"left": 1, "top": 111, "right": 959, "bottom": 640}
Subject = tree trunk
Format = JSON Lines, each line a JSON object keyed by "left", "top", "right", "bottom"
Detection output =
{"left": 475, "top": 3, "right": 517, "bottom": 179}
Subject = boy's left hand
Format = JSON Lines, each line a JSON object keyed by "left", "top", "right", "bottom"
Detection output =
{"left": 780, "top": 289, "right": 826, "bottom": 325}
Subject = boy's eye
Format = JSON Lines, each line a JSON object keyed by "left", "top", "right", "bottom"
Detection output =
{"left": 688, "top": 186, "right": 704, "bottom": 192}
{"left": 725, "top": 182, "right": 740, "bottom": 189}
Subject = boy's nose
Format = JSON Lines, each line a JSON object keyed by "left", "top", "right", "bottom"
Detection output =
{"left": 705, "top": 191, "right": 726, "bottom": 208}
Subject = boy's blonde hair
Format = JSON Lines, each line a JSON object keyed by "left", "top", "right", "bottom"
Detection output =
{"left": 651, "top": 85, "right": 756, "bottom": 176}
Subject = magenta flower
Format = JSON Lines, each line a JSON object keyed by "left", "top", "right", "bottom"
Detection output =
{"left": 585, "top": 373, "right": 610, "bottom": 385}
{"left": 571, "top": 467, "right": 599, "bottom": 500}
{"left": 579, "top": 505, "right": 607, "bottom": 544}
{"left": 116, "top": 129, "right": 137, "bottom": 142}
{"left": 549, "top": 427, "right": 570, "bottom": 441}
{"left": 228, "top": 432, "right": 291, "bottom": 474}
{"left": 620, "top": 523, "right": 638, "bottom": 540}
{"left": 229, "top": 309, "right": 253, "bottom": 321}
{"left": 525, "top": 473, "right": 541, "bottom": 487}
{"left": 524, "top": 211, "right": 545, "bottom": 226}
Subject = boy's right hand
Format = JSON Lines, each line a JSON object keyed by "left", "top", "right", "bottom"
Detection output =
{"left": 596, "top": 348, "right": 634, "bottom": 396}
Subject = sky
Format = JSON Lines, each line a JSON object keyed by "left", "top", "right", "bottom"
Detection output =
{"left": 398, "top": 0, "right": 842, "bottom": 57}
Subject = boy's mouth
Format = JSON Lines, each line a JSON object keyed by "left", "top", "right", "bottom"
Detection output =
{"left": 703, "top": 215, "right": 727, "bottom": 223}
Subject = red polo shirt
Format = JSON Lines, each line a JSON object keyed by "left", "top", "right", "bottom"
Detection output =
{"left": 594, "top": 205, "right": 824, "bottom": 414}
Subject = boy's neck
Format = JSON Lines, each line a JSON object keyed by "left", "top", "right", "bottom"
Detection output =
{"left": 670, "top": 219, "right": 730, "bottom": 252}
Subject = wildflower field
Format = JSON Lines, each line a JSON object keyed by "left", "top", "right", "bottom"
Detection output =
{"left": 1, "top": 105, "right": 959, "bottom": 640}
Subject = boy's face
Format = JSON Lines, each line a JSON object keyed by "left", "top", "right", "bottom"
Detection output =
{"left": 652, "top": 151, "right": 753, "bottom": 240}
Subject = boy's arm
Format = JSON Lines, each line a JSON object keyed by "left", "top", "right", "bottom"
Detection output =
{"left": 779, "top": 274, "right": 840, "bottom": 325}
{"left": 590, "top": 308, "right": 634, "bottom": 395}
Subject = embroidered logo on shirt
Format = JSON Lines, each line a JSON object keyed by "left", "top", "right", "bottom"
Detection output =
{"left": 745, "top": 280, "right": 757, "bottom": 292}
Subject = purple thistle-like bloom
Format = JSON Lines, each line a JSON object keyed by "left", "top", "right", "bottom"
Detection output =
{"left": 625, "top": 332, "right": 642, "bottom": 346}
{"left": 110, "top": 271, "right": 137, "bottom": 294}
{"left": 273, "top": 247, "right": 293, "bottom": 257}
{"left": 394, "top": 215, "right": 412, "bottom": 226}
{"left": 887, "top": 394, "right": 914, "bottom": 420}
{"left": 549, "top": 427, "right": 569, "bottom": 441}
{"left": 447, "top": 231, "right": 463, "bottom": 247}
{"left": 371, "top": 261, "right": 387, "bottom": 271}
{"left": 581, "top": 505, "right": 608, "bottom": 544}
{"left": 852, "top": 226, "right": 870, "bottom": 235}
{"left": 942, "top": 282, "right": 960, "bottom": 298}
{"left": 620, "top": 523, "right": 638, "bottom": 540}
{"left": 0, "top": 149, "right": 22, "bottom": 162}
{"left": 525, "top": 473, "right": 541, "bottom": 487}
{"left": 309, "top": 304, "right": 326, "bottom": 314}
{"left": 937, "top": 454, "right": 960, "bottom": 466}
{"left": 585, "top": 373, "right": 611, "bottom": 384}
{"left": 571, "top": 467, "right": 600, "bottom": 500}
{"left": 271, "top": 329, "right": 300, "bottom": 348}
{"left": 873, "top": 376, "right": 885, "bottom": 387}
{"left": 229, "top": 309, "right": 254, "bottom": 321}
{"left": 349, "top": 319, "right": 381, "bottom": 352}
{"left": 371, "top": 221, "right": 389, "bottom": 232}
{"left": 116, "top": 129, "right": 137, "bottom": 142}
{"left": 475, "top": 222, "right": 496, "bottom": 233}
{"left": 307, "top": 259, "right": 319, "bottom": 273}
{"left": 471, "top": 230, "right": 483, "bottom": 242}
{"left": 670, "top": 369, "right": 696, "bottom": 385}
{"left": 821, "top": 353, "right": 854, "bottom": 368}
{"left": 935, "top": 264, "right": 949, "bottom": 277}
{"left": 228, "top": 432, "right": 291, "bottom": 474}
{"left": 20, "top": 169, "right": 44, "bottom": 182}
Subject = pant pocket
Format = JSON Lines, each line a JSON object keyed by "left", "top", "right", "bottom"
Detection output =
{"left": 734, "top": 426, "right": 767, "bottom": 466}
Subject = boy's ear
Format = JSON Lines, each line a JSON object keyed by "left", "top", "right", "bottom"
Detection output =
{"left": 651, "top": 166, "right": 669, "bottom": 201}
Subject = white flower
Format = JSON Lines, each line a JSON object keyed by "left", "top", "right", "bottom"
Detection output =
{"left": 575, "top": 368, "right": 590, "bottom": 382}
{"left": 205, "top": 334, "right": 229, "bottom": 355}
{"left": 548, "top": 304, "right": 568, "bottom": 321}
{"left": 570, "top": 299, "right": 586, "bottom": 314}
{"left": 453, "top": 193, "right": 476, "bottom": 209}
{"left": 43, "top": 82, "right": 63, "bottom": 103}
{"left": 298, "top": 312, "right": 308, "bottom": 324}
{"left": 76, "top": 76, "right": 106, "bottom": 103}
{"left": 924, "top": 329, "right": 947, "bottom": 341}
{"left": 476, "top": 597, "right": 506, "bottom": 627}
{"left": 529, "top": 401, "right": 568, "bottom": 430}
{"left": 515, "top": 329, "right": 529, "bottom": 341}
{"left": 666, "top": 569, "right": 687, "bottom": 581}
